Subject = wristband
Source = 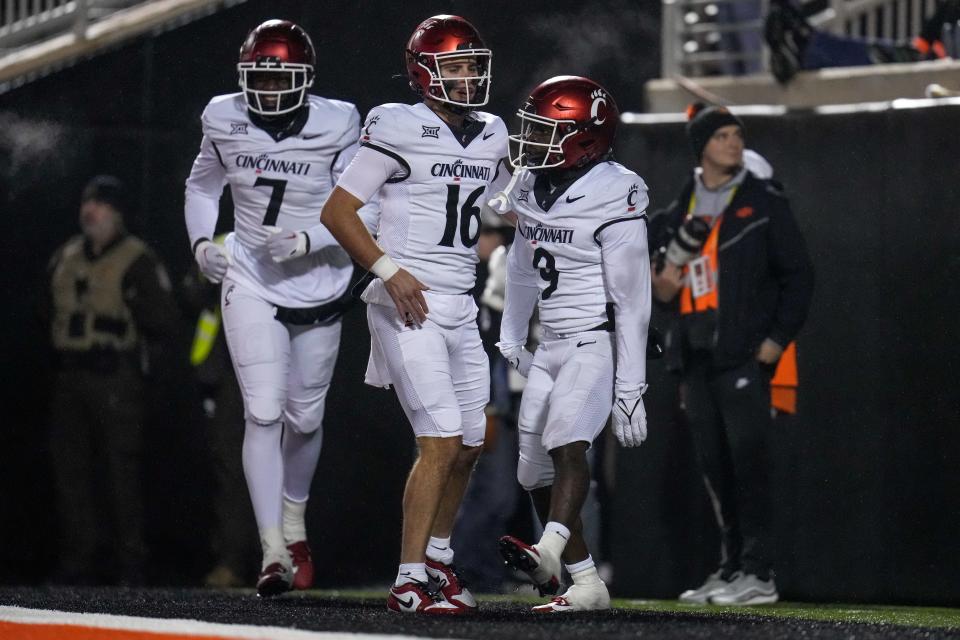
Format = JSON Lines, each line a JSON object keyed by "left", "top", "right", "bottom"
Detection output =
{"left": 370, "top": 254, "right": 400, "bottom": 281}
{"left": 192, "top": 237, "right": 211, "bottom": 254}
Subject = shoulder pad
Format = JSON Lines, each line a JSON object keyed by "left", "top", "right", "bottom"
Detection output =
{"left": 360, "top": 104, "right": 407, "bottom": 148}
{"left": 201, "top": 93, "right": 246, "bottom": 134}
{"left": 303, "top": 96, "right": 359, "bottom": 141}
{"left": 307, "top": 95, "right": 357, "bottom": 113}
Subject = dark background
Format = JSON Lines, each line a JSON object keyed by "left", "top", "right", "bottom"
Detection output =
{"left": 1, "top": 0, "right": 958, "bottom": 605}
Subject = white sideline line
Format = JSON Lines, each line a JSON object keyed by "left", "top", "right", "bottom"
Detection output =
{"left": 0, "top": 605, "right": 461, "bottom": 640}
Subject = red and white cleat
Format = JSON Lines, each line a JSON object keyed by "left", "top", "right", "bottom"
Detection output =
{"left": 532, "top": 582, "right": 611, "bottom": 613}
{"left": 287, "top": 540, "right": 313, "bottom": 590}
{"left": 256, "top": 561, "right": 293, "bottom": 598}
{"left": 387, "top": 580, "right": 463, "bottom": 615}
{"left": 498, "top": 535, "right": 561, "bottom": 596}
{"left": 426, "top": 559, "right": 477, "bottom": 611}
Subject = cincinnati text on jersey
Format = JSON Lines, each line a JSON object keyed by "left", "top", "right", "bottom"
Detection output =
{"left": 519, "top": 222, "right": 575, "bottom": 244}
{"left": 430, "top": 159, "right": 491, "bottom": 181}
{"left": 236, "top": 153, "right": 312, "bottom": 176}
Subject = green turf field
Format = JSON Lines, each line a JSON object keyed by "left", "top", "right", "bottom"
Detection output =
{"left": 618, "top": 599, "right": 960, "bottom": 629}
{"left": 320, "top": 589, "right": 960, "bottom": 630}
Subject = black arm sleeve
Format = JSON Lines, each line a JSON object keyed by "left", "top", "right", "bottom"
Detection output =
{"left": 122, "top": 251, "right": 180, "bottom": 340}
{"left": 766, "top": 195, "right": 815, "bottom": 347}
{"left": 37, "top": 251, "right": 60, "bottom": 331}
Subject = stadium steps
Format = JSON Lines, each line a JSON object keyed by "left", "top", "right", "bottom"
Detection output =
{"left": 0, "top": 0, "right": 246, "bottom": 91}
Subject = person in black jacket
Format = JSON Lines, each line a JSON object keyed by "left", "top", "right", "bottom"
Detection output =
{"left": 649, "top": 107, "right": 813, "bottom": 605}
{"left": 43, "top": 175, "right": 179, "bottom": 585}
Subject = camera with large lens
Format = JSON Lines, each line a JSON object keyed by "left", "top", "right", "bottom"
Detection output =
{"left": 654, "top": 215, "right": 712, "bottom": 274}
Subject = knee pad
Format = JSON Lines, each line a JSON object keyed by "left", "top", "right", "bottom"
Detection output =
{"left": 460, "top": 410, "right": 486, "bottom": 448}
{"left": 246, "top": 395, "right": 283, "bottom": 426}
{"left": 516, "top": 452, "right": 554, "bottom": 491}
{"left": 284, "top": 400, "right": 325, "bottom": 435}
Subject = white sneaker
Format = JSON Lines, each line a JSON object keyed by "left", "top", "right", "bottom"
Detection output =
{"left": 498, "top": 535, "right": 561, "bottom": 596}
{"left": 678, "top": 570, "right": 733, "bottom": 604}
{"left": 709, "top": 573, "right": 779, "bottom": 605}
{"left": 532, "top": 581, "right": 611, "bottom": 613}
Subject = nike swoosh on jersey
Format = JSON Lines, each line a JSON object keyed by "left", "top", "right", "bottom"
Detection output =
{"left": 302, "top": 133, "right": 324, "bottom": 139}
{"left": 565, "top": 195, "right": 586, "bottom": 203}
{"left": 576, "top": 340, "right": 596, "bottom": 347}
{"left": 482, "top": 132, "right": 495, "bottom": 140}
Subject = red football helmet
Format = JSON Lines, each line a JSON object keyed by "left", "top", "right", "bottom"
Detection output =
{"left": 405, "top": 15, "right": 491, "bottom": 108}
{"left": 237, "top": 19, "right": 316, "bottom": 116}
{"left": 509, "top": 76, "right": 619, "bottom": 170}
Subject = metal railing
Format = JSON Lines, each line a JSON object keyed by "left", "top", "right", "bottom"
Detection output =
{"left": 662, "top": 0, "right": 771, "bottom": 78}
{"left": 812, "top": 0, "right": 940, "bottom": 39}
{"left": 0, "top": 0, "right": 144, "bottom": 52}
{"left": 662, "top": 0, "right": 942, "bottom": 78}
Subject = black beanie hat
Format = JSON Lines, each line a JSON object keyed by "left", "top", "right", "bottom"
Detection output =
{"left": 81, "top": 175, "right": 130, "bottom": 216}
{"left": 686, "top": 107, "right": 744, "bottom": 160}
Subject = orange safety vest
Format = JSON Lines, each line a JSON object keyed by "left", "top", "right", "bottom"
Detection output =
{"left": 770, "top": 342, "right": 797, "bottom": 414}
{"left": 678, "top": 206, "right": 799, "bottom": 414}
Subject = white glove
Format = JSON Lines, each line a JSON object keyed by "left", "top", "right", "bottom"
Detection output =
{"left": 612, "top": 385, "right": 648, "bottom": 448}
{"left": 265, "top": 226, "right": 308, "bottom": 263}
{"left": 194, "top": 239, "right": 231, "bottom": 283}
{"left": 499, "top": 344, "right": 533, "bottom": 378}
{"left": 486, "top": 168, "right": 525, "bottom": 213}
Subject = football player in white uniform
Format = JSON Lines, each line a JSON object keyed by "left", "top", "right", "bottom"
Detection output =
{"left": 320, "top": 15, "right": 509, "bottom": 614}
{"left": 492, "top": 76, "right": 652, "bottom": 612}
{"left": 183, "top": 20, "right": 376, "bottom": 597}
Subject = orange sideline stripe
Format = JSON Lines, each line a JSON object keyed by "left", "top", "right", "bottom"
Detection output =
{"left": 0, "top": 620, "right": 230, "bottom": 640}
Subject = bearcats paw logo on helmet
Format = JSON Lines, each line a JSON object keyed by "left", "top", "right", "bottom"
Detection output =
{"left": 589, "top": 89, "right": 609, "bottom": 125}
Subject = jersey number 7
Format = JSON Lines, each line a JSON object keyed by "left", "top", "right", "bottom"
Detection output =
{"left": 254, "top": 177, "right": 287, "bottom": 226}
{"left": 438, "top": 184, "right": 484, "bottom": 248}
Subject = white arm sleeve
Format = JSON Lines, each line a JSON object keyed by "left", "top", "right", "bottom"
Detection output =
{"left": 336, "top": 144, "right": 405, "bottom": 204}
{"left": 599, "top": 216, "right": 651, "bottom": 391}
{"left": 498, "top": 236, "right": 540, "bottom": 349}
{"left": 184, "top": 134, "right": 227, "bottom": 249}
{"left": 489, "top": 157, "right": 513, "bottom": 194}
{"left": 335, "top": 140, "right": 381, "bottom": 237}
{"left": 482, "top": 157, "right": 517, "bottom": 219}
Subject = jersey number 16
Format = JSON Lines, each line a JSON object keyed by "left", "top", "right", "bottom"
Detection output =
{"left": 438, "top": 184, "right": 484, "bottom": 249}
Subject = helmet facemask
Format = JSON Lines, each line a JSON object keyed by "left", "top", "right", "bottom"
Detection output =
{"left": 418, "top": 49, "right": 492, "bottom": 108}
{"left": 509, "top": 109, "right": 577, "bottom": 170}
{"left": 238, "top": 60, "right": 314, "bottom": 116}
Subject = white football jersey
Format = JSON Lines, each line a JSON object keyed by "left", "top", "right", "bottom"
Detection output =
{"left": 507, "top": 161, "right": 650, "bottom": 335}
{"left": 359, "top": 102, "right": 509, "bottom": 295}
{"left": 186, "top": 93, "right": 363, "bottom": 307}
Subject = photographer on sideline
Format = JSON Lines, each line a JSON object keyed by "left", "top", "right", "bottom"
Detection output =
{"left": 649, "top": 107, "right": 813, "bottom": 605}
